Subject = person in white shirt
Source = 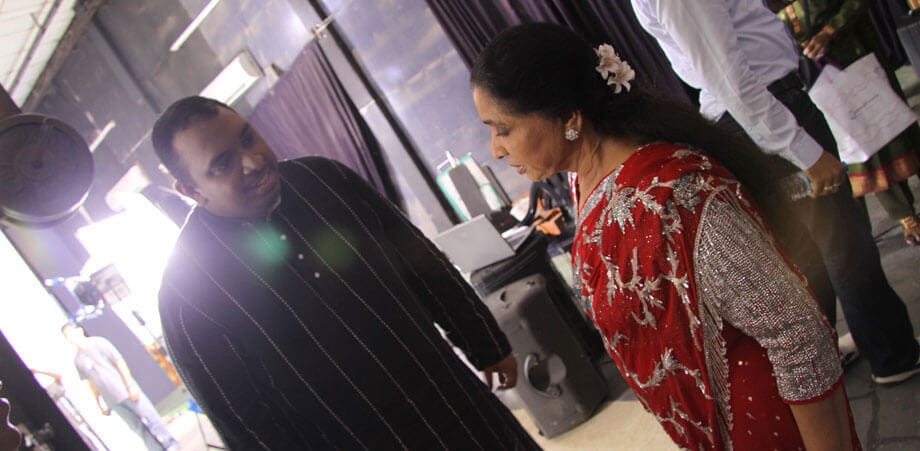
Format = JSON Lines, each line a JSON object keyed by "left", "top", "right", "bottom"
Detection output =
{"left": 631, "top": 0, "right": 920, "bottom": 385}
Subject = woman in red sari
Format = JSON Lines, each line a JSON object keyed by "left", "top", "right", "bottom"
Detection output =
{"left": 471, "top": 23, "right": 858, "bottom": 450}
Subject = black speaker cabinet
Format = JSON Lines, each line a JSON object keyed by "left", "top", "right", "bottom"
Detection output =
{"left": 471, "top": 234, "right": 606, "bottom": 361}
{"left": 485, "top": 274, "right": 607, "bottom": 438}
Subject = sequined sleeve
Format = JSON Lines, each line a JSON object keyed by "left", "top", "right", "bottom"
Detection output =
{"left": 693, "top": 189, "right": 841, "bottom": 402}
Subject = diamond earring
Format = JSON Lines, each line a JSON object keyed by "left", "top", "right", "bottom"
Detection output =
{"left": 565, "top": 128, "right": 580, "bottom": 141}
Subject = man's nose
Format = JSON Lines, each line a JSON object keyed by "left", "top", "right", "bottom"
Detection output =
{"left": 241, "top": 150, "right": 264, "bottom": 174}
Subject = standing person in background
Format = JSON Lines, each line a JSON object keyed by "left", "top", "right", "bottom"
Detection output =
{"left": 61, "top": 323, "right": 179, "bottom": 451}
{"left": 0, "top": 381, "right": 21, "bottom": 451}
{"left": 775, "top": 0, "right": 920, "bottom": 245}
{"left": 630, "top": 0, "right": 920, "bottom": 385}
{"left": 471, "top": 22, "right": 859, "bottom": 450}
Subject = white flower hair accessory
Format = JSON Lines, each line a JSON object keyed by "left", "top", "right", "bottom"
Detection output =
{"left": 595, "top": 44, "right": 635, "bottom": 94}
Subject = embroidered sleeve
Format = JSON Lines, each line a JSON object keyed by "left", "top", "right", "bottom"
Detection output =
{"left": 693, "top": 189, "right": 841, "bottom": 402}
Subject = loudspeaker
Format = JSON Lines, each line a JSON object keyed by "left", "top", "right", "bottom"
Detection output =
{"left": 485, "top": 274, "right": 607, "bottom": 438}
{"left": 471, "top": 234, "right": 606, "bottom": 361}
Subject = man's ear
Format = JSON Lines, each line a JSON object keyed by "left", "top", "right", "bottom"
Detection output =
{"left": 174, "top": 180, "right": 204, "bottom": 205}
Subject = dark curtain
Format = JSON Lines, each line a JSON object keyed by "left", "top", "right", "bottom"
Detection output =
{"left": 248, "top": 41, "right": 402, "bottom": 206}
{"left": 869, "top": 0, "right": 910, "bottom": 67}
{"left": 426, "top": 0, "right": 522, "bottom": 68}
{"left": 426, "top": 0, "right": 691, "bottom": 103}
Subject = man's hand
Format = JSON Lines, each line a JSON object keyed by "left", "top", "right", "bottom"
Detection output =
{"left": 804, "top": 151, "right": 847, "bottom": 198}
{"left": 482, "top": 354, "right": 518, "bottom": 391}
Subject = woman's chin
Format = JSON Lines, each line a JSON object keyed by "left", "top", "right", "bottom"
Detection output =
{"left": 527, "top": 172, "right": 551, "bottom": 182}
{"left": 523, "top": 170, "right": 542, "bottom": 181}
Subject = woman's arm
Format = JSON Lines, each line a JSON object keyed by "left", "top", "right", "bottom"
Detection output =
{"left": 802, "top": 0, "right": 867, "bottom": 59}
{"left": 694, "top": 189, "right": 853, "bottom": 447}
{"left": 825, "top": 0, "right": 867, "bottom": 37}
{"left": 789, "top": 384, "right": 854, "bottom": 451}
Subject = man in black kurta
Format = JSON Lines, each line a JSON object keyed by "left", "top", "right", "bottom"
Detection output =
{"left": 153, "top": 96, "right": 538, "bottom": 449}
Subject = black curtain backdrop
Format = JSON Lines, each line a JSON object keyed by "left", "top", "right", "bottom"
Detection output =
{"left": 425, "top": 0, "right": 522, "bottom": 68}
{"left": 248, "top": 41, "right": 402, "bottom": 206}
{"left": 427, "top": 0, "right": 691, "bottom": 103}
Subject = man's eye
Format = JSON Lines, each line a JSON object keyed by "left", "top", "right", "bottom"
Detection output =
{"left": 496, "top": 129, "right": 510, "bottom": 137}
{"left": 242, "top": 134, "right": 255, "bottom": 147}
{"left": 209, "top": 159, "right": 229, "bottom": 175}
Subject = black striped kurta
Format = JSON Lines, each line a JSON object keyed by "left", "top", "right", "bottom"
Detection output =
{"left": 158, "top": 157, "right": 539, "bottom": 450}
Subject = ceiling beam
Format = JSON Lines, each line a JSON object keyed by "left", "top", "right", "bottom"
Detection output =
{"left": 22, "top": 0, "right": 107, "bottom": 112}
{"left": 7, "top": 0, "right": 65, "bottom": 95}
{"left": 1, "top": 83, "right": 22, "bottom": 118}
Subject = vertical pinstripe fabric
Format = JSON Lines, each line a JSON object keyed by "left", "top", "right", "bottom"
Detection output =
{"left": 159, "top": 157, "right": 539, "bottom": 450}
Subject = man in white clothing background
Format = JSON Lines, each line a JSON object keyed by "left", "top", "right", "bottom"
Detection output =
{"left": 629, "top": 0, "right": 919, "bottom": 384}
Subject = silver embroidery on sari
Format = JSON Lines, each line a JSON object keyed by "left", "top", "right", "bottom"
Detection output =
{"left": 576, "top": 147, "right": 800, "bottom": 449}
{"left": 692, "top": 186, "right": 842, "bottom": 449}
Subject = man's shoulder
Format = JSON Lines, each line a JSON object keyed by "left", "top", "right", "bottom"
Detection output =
{"left": 281, "top": 155, "right": 344, "bottom": 172}
{"left": 280, "top": 156, "right": 355, "bottom": 188}
{"left": 169, "top": 209, "right": 208, "bottom": 252}
{"left": 161, "top": 210, "right": 210, "bottom": 285}
{"left": 84, "top": 336, "right": 114, "bottom": 351}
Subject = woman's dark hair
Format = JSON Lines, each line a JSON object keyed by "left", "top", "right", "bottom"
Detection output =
{"left": 151, "top": 96, "right": 232, "bottom": 185}
{"left": 470, "top": 22, "right": 775, "bottom": 200}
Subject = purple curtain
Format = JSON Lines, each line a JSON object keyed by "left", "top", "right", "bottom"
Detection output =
{"left": 426, "top": 0, "right": 691, "bottom": 103}
{"left": 426, "top": 0, "right": 522, "bottom": 68}
{"left": 249, "top": 41, "right": 401, "bottom": 205}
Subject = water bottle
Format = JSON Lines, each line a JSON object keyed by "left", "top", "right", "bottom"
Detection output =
{"left": 779, "top": 171, "right": 813, "bottom": 201}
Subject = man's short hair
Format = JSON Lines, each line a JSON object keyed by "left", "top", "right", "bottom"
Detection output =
{"left": 151, "top": 96, "right": 232, "bottom": 185}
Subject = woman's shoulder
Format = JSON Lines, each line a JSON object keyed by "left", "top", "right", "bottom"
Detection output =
{"left": 622, "top": 142, "right": 711, "bottom": 183}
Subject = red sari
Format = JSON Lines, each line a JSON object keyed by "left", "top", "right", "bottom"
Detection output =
{"left": 571, "top": 143, "right": 858, "bottom": 450}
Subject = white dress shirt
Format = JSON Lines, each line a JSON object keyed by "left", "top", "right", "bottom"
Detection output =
{"left": 630, "top": 0, "right": 823, "bottom": 170}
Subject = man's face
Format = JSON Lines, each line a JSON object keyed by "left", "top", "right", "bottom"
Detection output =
{"left": 173, "top": 107, "right": 281, "bottom": 219}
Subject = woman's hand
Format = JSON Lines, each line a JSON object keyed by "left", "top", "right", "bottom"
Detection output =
{"left": 802, "top": 26, "right": 836, "bottom": 60}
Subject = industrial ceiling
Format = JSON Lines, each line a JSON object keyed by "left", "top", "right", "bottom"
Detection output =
{"left": 0, "top": 0, "right": 77, "bottom": 106}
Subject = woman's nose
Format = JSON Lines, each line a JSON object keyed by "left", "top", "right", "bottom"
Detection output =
{"left": 490, "top": 142, "right": 506, "bottom": 160}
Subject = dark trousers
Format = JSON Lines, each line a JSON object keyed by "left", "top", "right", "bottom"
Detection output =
{"left": 717, "top": 72, "right": 918, "bottom": 377}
